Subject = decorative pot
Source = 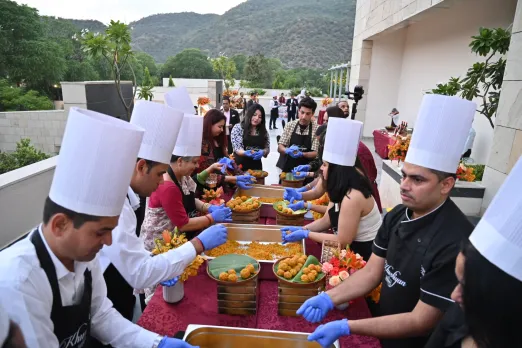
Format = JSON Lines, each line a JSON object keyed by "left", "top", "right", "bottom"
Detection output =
{"left": 163, "top": 281, "right": 184, "bottom": 303}
{"left": 335, "top": 302, "right": 350, "bottom": 311}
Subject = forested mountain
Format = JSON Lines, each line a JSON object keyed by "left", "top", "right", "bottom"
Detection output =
{"left": 67, "top": 0, "right": 355, "bottom": 69}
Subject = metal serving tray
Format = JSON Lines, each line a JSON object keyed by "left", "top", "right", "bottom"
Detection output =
{"left": 183, "top": 325, "right": 340, "bottom": 348}
{"left": 234, "top": 185, "right": 285, "bottom": 218}
{"left": 203, "top": 224, "right": 306, "bottom": 280}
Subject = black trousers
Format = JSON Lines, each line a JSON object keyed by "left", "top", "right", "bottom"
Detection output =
{"left": 462, "top": 149, "right": 472, "bottom": 158}
{"left": 269, "top": 108, "right": 279, "bottom": 129}
{"left": 287, "top": 112, "right": 296, "bottom": 122}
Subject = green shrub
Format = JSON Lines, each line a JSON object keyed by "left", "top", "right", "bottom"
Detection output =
{"left": 0, "top": 139, "right": 50, "bottom": 174}
{"left": 247, "top": 88, "right": 266, "bottom": 96}
{"left": 0, "top": 80, "right": 54, "bottom": 111}
{"left": 307, "top": 87, "right": 324, "bottom": 97}
{"left": 168, "top": 75, "right": 175, "bottom": 87}
{"left": 468, "top": 164, "right": 485, "bottom": 181}
{"left": 290, "top": 88, "right": 301, "bottom": 97}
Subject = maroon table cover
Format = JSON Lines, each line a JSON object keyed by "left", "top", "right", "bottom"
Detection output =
{"left": 372, "top": 130, "right": 395, "bottom": 159}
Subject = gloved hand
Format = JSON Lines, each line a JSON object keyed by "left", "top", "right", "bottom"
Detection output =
{"left": 218, "top": 157, "right": 235, "bottom": 174}
{"left": 288, "top": 201, "right": 310, "bottom": 211}
{"left": 285, "top": 145, "right": 302, "bottom": 158}
{"left": 253, "top": 150, "right": 264, "bottom": 160}
{"left": 294, "top": 164, "right": 311, "bottom": 172}
{"left": 208, "top": 204, "right": 224, "bottom": 213}
{"left": 197, "top": 224, "right": 228, "bottom": 250}
{"left": 292, "top": 169, "right": 308, "bottom": 180}
{"left": 158, "top": 337, "right": 199, "bottom": 348}
{"left": 236, "top": 174, "right": 255, "bottom": 190}
{"left": 243, "top": 150, "right": 255, "bottom": 158}
{"left": 281, "top": 228, "right": 309, "bottom": 244}
{"left": 210, "top": 207, "right": 232, "bottom": 223}
{"left": 283, "top": 188, "right": 302, "bottom": 202}
{"left": 307, "top": 319, "right": 350, "bottom": 348}
{"left": 296, "top": 292, "right": 334, "bottom": 323}
{"left": 160, "top": 276, "right": 179, "bottom": 287}
{"left": 297, "top": 186, "right": 310, "bottom": 193}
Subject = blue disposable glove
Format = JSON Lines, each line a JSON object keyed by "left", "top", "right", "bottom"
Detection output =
{"left": 218, "top": 158, "right": 234, "bottom": 174}
{"left": 283, "top": 188, "right": 302, "bottom": 202}
{"left": 294, "top": 164, "right": 311, "bottom": 172}
{"left": 288, "top": 201, "right": 310, "bottom": 211}
{"left": 243, "top": 150, "right": 255, "bottom": 158}
{"left": 197, "top": 224, "right": 228, "bottom": 250}
{"left": 253, "top": 150, "right": 264, "bottom": 160}
{"left": 297, "top": 186, "right": 309, "bottom": 193}
{"left": 281, "top": 228, "right": 309, "bottom": 244}
{"left": 210, "top": 207, "right": 232, "bottom": 223}
{"left": 296, "top": 292, "right": 334, "bottom": 323}
{"left": 236, "top": 174, "right": 255, "bottom": 190}
{"left": 208, "top": 204, "right": 224, "bottom": 213}
{"left": 158, "top": 337, "right": 199, "bottom": 348}
{"left": 307, "top": 319, "right": 350, "bottom": 348}
{"left": 160, "top": 276, "right": 179, "bottom": 287}
{"left": 292, "top": 169, "right": 308, "bottom": 179}
{"left": 285, "top": 145, "right": 302, "bottom": 158}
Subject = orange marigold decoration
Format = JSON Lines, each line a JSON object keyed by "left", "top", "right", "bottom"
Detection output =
{"left": 322, "top": 98, "right": 333, "bottom": 107}
{"left": 310, "top": 193, "right": 329, "bottom": 220}
{"left": 197, "top": 96, "right": 211, "bottom": 106}
{"left": 387, "top": 135, "right": 411, "bottom": 164}
{"left": 456, "top": 163, "right": 476, "bottom": 182}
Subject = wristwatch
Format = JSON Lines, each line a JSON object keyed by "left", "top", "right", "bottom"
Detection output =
{"left": 151, "top": 335, "right": 163, "bottom": 348}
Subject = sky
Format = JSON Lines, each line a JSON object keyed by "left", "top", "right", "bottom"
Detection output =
{"left": 17, "top": 0, "right": 247, "bottom": 23}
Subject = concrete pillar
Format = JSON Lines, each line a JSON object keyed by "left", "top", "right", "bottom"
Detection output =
{"left": 481, "top": 0, "right": 522, "bottom": 211}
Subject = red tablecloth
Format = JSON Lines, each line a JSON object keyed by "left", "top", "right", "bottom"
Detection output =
{"left": 372, "top": 130, "right": 395, "bottom": 159}
{"left": 318, "top": 110, "right": 327, "bottom": 125}
{"left": 137, "top": 220, "right": 381, "bottom": 348}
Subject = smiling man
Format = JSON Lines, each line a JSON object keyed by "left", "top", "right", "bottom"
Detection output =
{"left": 297, "top": 95, "right": 476, "bottom": 348}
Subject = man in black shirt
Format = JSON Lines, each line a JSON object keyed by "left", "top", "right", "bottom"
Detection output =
{"left": 297, "top": 94, "right": 477, "bottom": 348}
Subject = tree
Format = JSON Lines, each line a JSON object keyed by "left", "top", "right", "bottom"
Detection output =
{"left": 0, "top": 138, "right": 50, "bottom": 174}
{"left": 0, "top": 79, "right": 54, "bottom": 111}
{"left": 168, "top": 75, "right": 175, "bottom": 87}
{"left": 143, "top": 67, "right": 153, "bottom": 87}
{"left": 80, "top": 20, "right": 137, "bottom": 121}
{"left": 231, "top": 54, "right": 248, "bottom": 79}
{"left": 429, "top": 27, "right": 511, "bottom": 128}
{"left": 161, "top": 49, "right": 214, "bottom": 79}
{"left": 243, "top": 53, "right": 272, "bottom": 88}
{"left": 211, "top": 54, "right": 236, "bottom": 90}
{"left": 135, "top": 52, "right": 158, "bottom": 76}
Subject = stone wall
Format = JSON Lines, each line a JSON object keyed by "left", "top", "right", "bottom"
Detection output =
{"left": 0, "top": 110, "right": 66, "bottom": 153}
{"left": 481, "top": 1, "right": 522, "bottom": 211}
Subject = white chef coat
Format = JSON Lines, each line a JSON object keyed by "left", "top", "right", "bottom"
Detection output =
{"left": 97, "top": 186, "right": 197, "bottom": 290}
{"left": 463, "top": 127, "right": 476, "bottom": 153}
{"left": 269, "top": 99, "right": 279, "bottom": 110}
{"left": 0, "top": 227, "right": 160, "bottom": 348}
{"left": 390, "top": 112, "right": 399, "bottom": 125}
{"left": 223, "top": 109, "right": 231, "bottom": 135}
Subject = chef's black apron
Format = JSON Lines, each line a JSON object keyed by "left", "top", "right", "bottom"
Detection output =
{"left": 30, "top": 230, "right": 92, "bottom": 348}
{"left": 103, "top": 195, "right": 137, "bottom": 323}
{"left": 424, "top": 304, "right": 467, "bottom": 348}
{"left": 234, "top": 129, "right": 265, "bottom": 171}
{"left": 168, "top": 167, "right": 198, "bottom": 219}
{"left": 327, "top": 201, "right": 373, "bottom": 261}
{"left": 135, "top": 195, "right": 147, "bottom": 237}
{"left": 213, "top": 144, "right": 225, "bottom": 162}
{"left": 378, "top": 207, "right": 445, "bottom": 348}
{"left": 276, "top": 122, "right": 313, "bottom": 173}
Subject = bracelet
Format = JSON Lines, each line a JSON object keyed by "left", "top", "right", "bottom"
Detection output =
{"left": 205, "top": 214, "right": 214, "bottom": 226}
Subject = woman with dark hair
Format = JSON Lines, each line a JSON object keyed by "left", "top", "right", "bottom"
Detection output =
{"left": 231, "top": 104, "right": 270, "bottom": 171}
{"left": 281, "top": 118, "right": 381, "bottom": 260}
{"left": 195, "top": 109, "right": 253, "bottom": 192}
{"left": 425, "top": 158, "right": 522, "bottom": 348}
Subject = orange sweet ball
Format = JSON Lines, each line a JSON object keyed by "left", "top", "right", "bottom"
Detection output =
{"left": 228, "top": 269, "right": 236, "bottom": 274}
{"left": 284, "top": 271, "right": 292, "bottom": 279}
{"left": 228, "top": 273, "right": 238, "bottom": 282}
{"left": 219, "top": 272, "right": 229, "bottom": 281}
{"left": 240, "top": 268, "right": 251, "bottom": 279}
{"left": 301, "top": 274, "right": 310, "bottom": 282}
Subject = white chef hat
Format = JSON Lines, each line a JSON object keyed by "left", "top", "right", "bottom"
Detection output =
{"left": 470, "top": 157, "right": 522, "bottom": 281}
{"left": 130, "top": 100, "right": 184, "bottom": 164}
{"left": 164, "top": 87, "right": 195, "bottom": 114}
{"left": 272, "top": 91, "right": 278, "bottom": 97}
{"left": 323, "top": 118, "right": 363, "bottom": 166}
{"left": 173, "top": 115, "right": 203, "bottom": 157}
{"left": 0, "top": 302, "right": 9, "bottom": 346}
{"left": 405, "top": 94, "right": 476, "bottom": 173}
{"left": 49, "top": 108, "right": 144, "bottom": 217}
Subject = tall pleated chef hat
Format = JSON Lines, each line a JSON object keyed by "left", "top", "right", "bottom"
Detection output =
{"left": 323, "top": 117, "right": 363, "bottom": 166}
{"left": 164, "top": 86, "right": 195, "bottom": 114}
{"left": 0, "top": 302, "right": 8, "bottom": 346}
{"left": 470, "top": 157, "right": 522, "bottom": 282}
{"left": 49, "top": 108, "right": 144, "bottom": 217}
{"left": 130, "top": 100, "right": 184, "bottom": 164}
{"left": 405, "top": 94, "right": 476, "bottom": 173}
{"left": 172, "top": 115, "right": 204, "bottom": 156}
{"left": 272, "top": 91, "right": 278, "bottom": 97}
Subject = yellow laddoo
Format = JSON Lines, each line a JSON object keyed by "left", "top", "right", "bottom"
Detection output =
{"left": 246, "top": 263, "right": 255, "bottom": 273}
{"left": 308, "top": 272, "right": 317, "bottom": 281}
{"left": 228, "top": 274, "right": 238, "bottom": 282}
{"left": 302, "top": 267, "right": 310, "bottom": 275}
{"left": 228, "top": 269, "right": 236, "bottom": 274}
{"left": 284, "top": 271, "right": 292, "bottom": 279}
{"left": 279, "top": 262, "right": 289, "bottom": 271}
{"left": 277, "top": 269, "right": 285, "bottom": 276}
{"left": 240, "top": 268, "right": 251, "bottom": 279}
{"left": 219, "top": 272, "right": 229, "bottom": 281}
{"left": 301, "top": 274, "right": 310, "bottom": 282}
{"left": 290, "top": 269, "right": 297, "bottom": 276}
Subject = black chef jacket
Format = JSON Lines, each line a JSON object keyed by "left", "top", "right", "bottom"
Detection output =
{"left": 371, "top": 199, "right": 473, "bottom": 348}
{"left": 424, "top": 303, "right": 468, "bottom": 348}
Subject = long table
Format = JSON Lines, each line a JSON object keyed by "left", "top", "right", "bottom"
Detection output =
{"left": 372, "top": 130, "right": 395, "bottom": 159}
{"left": 137, "top": 217, "right": 381, "bottom": 348}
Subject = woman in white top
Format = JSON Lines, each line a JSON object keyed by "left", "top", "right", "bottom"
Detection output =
{"left": 282, "top": 157, "right": 382, "bottom": 261}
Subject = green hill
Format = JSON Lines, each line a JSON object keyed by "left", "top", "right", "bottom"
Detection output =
{"left": 66, "top": 0, "right": 355, "bottom": 69}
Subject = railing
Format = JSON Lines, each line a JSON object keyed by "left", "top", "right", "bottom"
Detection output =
{"left": 0, "top": 156, "right": 57, "bottom": 248}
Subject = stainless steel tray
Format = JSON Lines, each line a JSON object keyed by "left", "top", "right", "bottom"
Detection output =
{"left": 204, "top": 224, "right": 306, "bottom": 281}
{"left": 234, "top": 185, "right": 285, "bottom": 218}
{"left": 183, "top": 325, "right": 340, "bottom": 348}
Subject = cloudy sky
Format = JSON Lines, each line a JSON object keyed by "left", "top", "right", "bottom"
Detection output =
{"left": 17, "top": 0, "right": 247, "bottom": 23}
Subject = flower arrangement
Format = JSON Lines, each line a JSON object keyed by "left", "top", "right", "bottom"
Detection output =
{"left": 223, "top": 89, "right": 239, "bottom": 97}
{"left": 322, "top": 246, "right": 381, "bottom": 303}
{"left": 456, "top": 162, "right": 476, "bottom": 182}
{"left": 322, "top": 98, "right": 333, "bottom": 107}
{"left": 197, "top": 96, "right": 211, "bottom": 106}
{"left": 201, "top": 187, "right": 225, "bottom": 205}
{"left": 152, "top": 228, "right": 204, "bottom": 282}
{"left": 388, "top": 135, "right": 411, "bottom": 163}
{"left": 310, "top": 193, "right": 329, "bottom": 220}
